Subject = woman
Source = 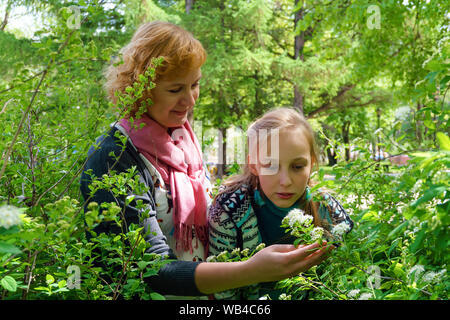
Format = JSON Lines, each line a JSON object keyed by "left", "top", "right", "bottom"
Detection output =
{"left": 80, "top": 21, "right": 333, "bottom": 298}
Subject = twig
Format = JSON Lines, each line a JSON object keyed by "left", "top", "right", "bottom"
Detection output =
{"left": 341, "top": 257, "right": 435, "bottom": 298}
{"left": 0, "top": 10, "right": 91, "bottom": 182}
{"left": 336, "top": 149, "right": 419, "bottom": 195}
{"left": 0, "top": 98, "right": 14, "bottom": 114}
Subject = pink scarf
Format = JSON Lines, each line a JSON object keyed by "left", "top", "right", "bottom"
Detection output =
{"left": 119, "top": 114, "right": 208, "bottom": 253}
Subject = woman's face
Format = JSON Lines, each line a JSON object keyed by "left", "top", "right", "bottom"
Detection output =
{"left": 249, "top": 127, "right": 313, "bottom": 208}
{"left": 147, "top": 68, "right": 202, "bottom": 128}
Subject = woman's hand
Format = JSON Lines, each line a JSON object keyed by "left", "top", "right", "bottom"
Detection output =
{"left": 244, "top": 242, "right": 334, "bottom": 283}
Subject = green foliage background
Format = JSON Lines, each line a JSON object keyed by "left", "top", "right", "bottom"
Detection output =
{"left": 0, "top": 0, "right": 448, "bottom": 300}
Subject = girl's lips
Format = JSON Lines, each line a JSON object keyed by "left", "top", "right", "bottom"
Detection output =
{"left": 276, "top": 193, "right": 295, "bottom": 199}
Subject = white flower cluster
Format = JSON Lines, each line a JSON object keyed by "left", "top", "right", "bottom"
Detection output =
{"left": 310, "top": 226, "right": 324, "bottom": 241}
{"left": 282, "top": 208, "right": 325, "bottom": 243}
{"left": 408, "top": 264, "right": 425, "bottom": 281}
{"left": 347, "top": 289, "right": 360, "bottom": 298}
{"left": 421, "top": 269, "right": 447, "bottom": 284}
{"left": 331, "top": 222, "right": 350, "bottom": 237}
{"left": 407, "top": 265, "right": 447, "bottom": 285}
{"left": 346, "top": 289, "right": 373, "bottom": 300}
{"left": 358, "top": 292, "right": 373, "bottom": 300}
{"left": 0, "top": 205, "right": 22, "bottom": 229}
{"left": 282, "top": 209, "right": 313, "bottom": 229}
{"left": 278, "top": 293, "right": 291, "bottom": 300}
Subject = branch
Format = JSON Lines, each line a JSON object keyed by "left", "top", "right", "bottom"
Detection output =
{"left": 0, "top": 13, "right": 91, "bottom": 181}
{"left": 306, "top": 84, "right": 356, "bottom": 118}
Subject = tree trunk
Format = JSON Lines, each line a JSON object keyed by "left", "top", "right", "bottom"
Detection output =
{"left": 185, "top": 0, "right": 195, "bottom": 14}
{"left": 342, "top": 120, "right": 351, "bottom": 161}
{"left": 186, "top": 0, "right": 196, "bottom": 124}
{"left": 293, "top": 0, "right": 305, "bottom": 115}
{"left": 326, "top": 147, "right": 338, "bottom": 166}
{"left": 217, "top": 127, "right": 227, "bottom": 178}
{"left": 415, "top": 102, "right": 423, "bottom": 145}
{"left": 0, "top": 1, "right": 11, "bottom": 31}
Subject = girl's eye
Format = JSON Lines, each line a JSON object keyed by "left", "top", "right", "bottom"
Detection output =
{"left": 168, "top": 87, "right": 182, "bottom": 93}
{"left": 293, "top": 165, "right": 304, "bottom": 170}
{"left": 192, "top": 82, "right": 199, "bottom": 88}
{"left": 261, "top": 162, "right": 272, "bottom": 168}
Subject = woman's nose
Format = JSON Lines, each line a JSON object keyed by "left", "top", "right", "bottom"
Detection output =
{"left": 181, "top": 89, "right": 197, "bottom": 107}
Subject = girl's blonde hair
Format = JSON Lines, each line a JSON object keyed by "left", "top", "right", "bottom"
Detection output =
{"left": 104, "top": 21, "right": 206, "bottom": 116}
{"left": 216, "top": 107, "right": 322, "bottom": 225}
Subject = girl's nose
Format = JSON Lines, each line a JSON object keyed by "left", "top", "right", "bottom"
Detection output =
{"left": 278, "top": 169, "right": 292, "bottom": 187}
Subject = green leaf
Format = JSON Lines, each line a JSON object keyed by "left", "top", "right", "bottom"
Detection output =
{"left": 409, "top": 228, "right": 427, "bottom": 253}
{"left": 58, "top": 280, "right": 67, "bottom": 289}
{"left": 387, "top": 221, "right": 408, "bottom": 239}
{"left": 387, "top": 238, "right": 401, "bottom": 257}
{"left": 150, "top": 292, "right": 165, "bottom": 300}
{"left": 392, "top": 262, "right": 406, "bottom": 278}
{"left": 46, "top": 274, "right": 55, "bottom": 285}
{"left": 436, "top": 132, "right": 450, "bottom": 151}
{"left": 411, "top": 186, "right": 446, "bottom": 209}
{"left": 384, "top": 292, "right": 405, "bottom": 300}
{"left": 1, "top": 276, "right": 17, "bottom": 292}
{"left": 143, "top": 269, "right": 158, "bottom": 277}
{"left": 0, "top": 241, "right": 21, "bottom": 254}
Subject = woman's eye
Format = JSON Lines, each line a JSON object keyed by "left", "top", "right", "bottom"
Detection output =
{"left": 192, "top": 82, "right": 199, "bottom": 88}
{"left": 293, "top": 165, "right": 304, "bottom": 170}
{"left": 168, "top": 87, "right": 182, "bottom": 93}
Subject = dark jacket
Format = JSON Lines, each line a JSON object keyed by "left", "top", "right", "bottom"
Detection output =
{"left": 80, "top": 125, "right": 203, "bottom": 296}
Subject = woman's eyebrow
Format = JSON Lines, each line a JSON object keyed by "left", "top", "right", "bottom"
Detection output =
{"left": 169, "top": 76, "right": 202, "bottom": 86}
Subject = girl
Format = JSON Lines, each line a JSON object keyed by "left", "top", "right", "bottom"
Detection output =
{"left": 208, "top": 107, "right": 354, "bottom": 299}
{"left": 81, "top": 22, "right": 333, "bottom": 299}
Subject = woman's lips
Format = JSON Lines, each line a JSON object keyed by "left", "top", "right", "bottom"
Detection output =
{"left": 276, "top": 193, "right": 295, "bottom": 199}
{"left": 171, "top": 110, "right": 188, "bottom": 117}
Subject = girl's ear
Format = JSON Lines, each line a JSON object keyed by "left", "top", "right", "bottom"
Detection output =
{"left": 247, "top": 154, "right": 259, "bottom": 176}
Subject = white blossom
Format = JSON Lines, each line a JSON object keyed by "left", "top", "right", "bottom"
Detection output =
{"left": 310, "top": 227, "right": 324, "bottom": 241}
{"left": 255, "top": 243, "right": 266, "bottom": 252}
{"left": 0, "top": 205, "right": 22, "bottom": 229}
{"left": 408, "top": 265, "right": 425, "bottom": 281}
{"left": 347, "top": 289, "right": 360, "bottom": 298}
{"left": 278, "top": 293, "right": 291, "bottom": 300}
{"left": 422, "top": 269, "right": 446, "bottom": 284}
{"left": 331, "top": 222, "right": 350, "bottom": 237}
{"left": 358, "top": 292, "right": 373, "bottom": 300}
{"left": 283, "top": 208, "right": 313, "bottom": 229}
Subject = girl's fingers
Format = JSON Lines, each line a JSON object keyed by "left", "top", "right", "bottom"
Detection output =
{"left": 291, "top": 244, "right": 334, "bottom": 274}
{"left": 286, "top": 242, "right": 321, "bottom": 261}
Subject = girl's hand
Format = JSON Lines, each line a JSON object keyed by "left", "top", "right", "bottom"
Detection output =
{"left": 244, "top": 242, "right": 334, "bottom": 283}
{"left": 195, "top": 242, "right": 333, "bottom": 294}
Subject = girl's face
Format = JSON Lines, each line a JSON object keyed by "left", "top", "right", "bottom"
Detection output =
{"left": 147, "top": 68, "right": 202, "bottom": 129}
{"left": 250, "top": 127, "right": 313, "bottom": 208}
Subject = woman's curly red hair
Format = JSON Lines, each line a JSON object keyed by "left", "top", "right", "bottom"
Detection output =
{"left": 104, "top": 21, "right": 206, "bottom": 116}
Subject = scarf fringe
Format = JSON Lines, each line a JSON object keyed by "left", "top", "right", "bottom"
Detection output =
{"left": 175, "top": 223, "right": 209, "bottom": 255}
